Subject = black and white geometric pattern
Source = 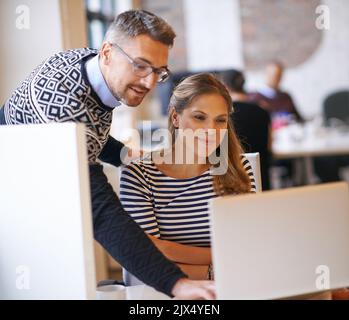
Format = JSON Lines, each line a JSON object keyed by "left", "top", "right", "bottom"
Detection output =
{"left": 3, "top": 48, "right": 113, "bottom": 163}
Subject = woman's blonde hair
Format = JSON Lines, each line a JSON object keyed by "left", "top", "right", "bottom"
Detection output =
{"left": 168, "top": 73, "right": 251, "bottom": 195}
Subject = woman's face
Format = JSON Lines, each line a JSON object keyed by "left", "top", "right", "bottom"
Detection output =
{"left": 173, "top": 93, "right": 229, "bottom": 160}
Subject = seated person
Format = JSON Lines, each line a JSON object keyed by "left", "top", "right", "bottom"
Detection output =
{"left": 120, "top": 73, "right": 256, "bottom": 280}
{"left": 248, "top": 61, "right": 303, "bottom": 187}
{"left": 220, "top": 69, "right": 272, "bottom": 190}
{"left": 248, "top": 61, "right": 303, "bottom": 123}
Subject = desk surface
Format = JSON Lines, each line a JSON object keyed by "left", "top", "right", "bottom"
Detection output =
{"left": 97, "top": 285, "right": 171, "bottom": 300}
{"left": 272, "top": 125, "right": 349, "bottom": 159}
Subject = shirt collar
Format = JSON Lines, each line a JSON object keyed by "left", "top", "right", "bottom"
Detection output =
{"left": 258, "top": 86, "right": 277, "bottom": 99}
{"left": 85, "top": 55, "right": 121, "bottom": 108}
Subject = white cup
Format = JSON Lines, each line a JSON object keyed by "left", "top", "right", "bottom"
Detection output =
{"left": 96, "top": 284, "right": 126, "bottom": 300}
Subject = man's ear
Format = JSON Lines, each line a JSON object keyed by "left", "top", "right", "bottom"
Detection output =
{"left": 99, "top": 42, "right": 113, "bottom": 65}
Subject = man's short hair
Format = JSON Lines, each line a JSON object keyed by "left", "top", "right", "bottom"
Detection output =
{"left": 104, "top": 10, "right": 176, "bottom": 47}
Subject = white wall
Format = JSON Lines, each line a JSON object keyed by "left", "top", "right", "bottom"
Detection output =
{"left": 181, "top": 0, "right": 348, "bottom": 120}
{"left": 183, "top": 0, "right": 244, "bottom": 71}
{"left": 0, "top": 0, "right": 63, "bottom": 104}
{"left": 246, "top": 0, "right": 349, "bottom": 119}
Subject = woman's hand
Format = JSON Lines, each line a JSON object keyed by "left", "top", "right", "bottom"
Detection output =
{"left": 122, "top": 148, "right": 144, "bottom": 164}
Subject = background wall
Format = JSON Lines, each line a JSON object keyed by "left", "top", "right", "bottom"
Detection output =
{"left": 139, "top": 0, "right": 349, "bottom": 120}
{"left": 245, "top": 0, "right": 349, "bottom": 119}
{"left": 183, "top": 0, "right": 244, "bottom": 72}
{"left": 0, "top": 0, "right": 63, "bottom": 104}
{"left": 141, "top": 0, "right": 188, "bottom": 72}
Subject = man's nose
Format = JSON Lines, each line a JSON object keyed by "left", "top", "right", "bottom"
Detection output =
{"left": 140, "top": 72, "right": 158, "bottom": 89}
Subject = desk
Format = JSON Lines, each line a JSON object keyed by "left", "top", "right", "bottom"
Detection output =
{"left": 97, "top": 285, "right": 171, "bottom": 300}
{"left": 272, "top": 125, "right": 349, "bottom": 184}
{"left": 126, "top": 285, "right": 171, "bottom": 300}
{"left": 97, "top": 285, "right": 340, "bottom": 300}
{"left": 273, "top": 125, "right": 349, "bottom": 159}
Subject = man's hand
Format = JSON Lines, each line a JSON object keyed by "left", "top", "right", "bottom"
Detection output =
{"left": 122, "top": 148, "right": 144, "bottom": 165}
{"left": 171, "top": 278, "right": 216, "bottom": 300}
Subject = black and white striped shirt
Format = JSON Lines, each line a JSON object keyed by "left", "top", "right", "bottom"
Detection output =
{"left": 120, "top": 155, "right": 256, "bottom": 247}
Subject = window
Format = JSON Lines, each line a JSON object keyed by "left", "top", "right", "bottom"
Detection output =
{"left": 85, "top": 0, "right": 118, "bottom": 49}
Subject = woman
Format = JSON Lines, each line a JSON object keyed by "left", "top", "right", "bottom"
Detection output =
{"left": 120, "top": 73, "right": 255, "bottom": 280}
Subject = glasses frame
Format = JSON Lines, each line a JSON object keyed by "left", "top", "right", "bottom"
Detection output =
{"left": 110, "top": 42, "right": 170, "bottom": 83}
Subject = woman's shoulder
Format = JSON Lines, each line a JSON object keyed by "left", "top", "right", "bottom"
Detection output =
{"left": 240, "top": 154, "right": 252, "bottom": 169}
{"left": 122, "top": 153, "right": 157, "bottom": 177}
{"left": 240, "top": 154, "right": 257, "bottom": 192}
{"left": 120, "top": 154, "right": 157, "bottom": 194}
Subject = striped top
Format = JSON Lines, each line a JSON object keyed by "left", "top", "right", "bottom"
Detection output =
{"left": 120, "top": 155, "right": 256, "bottom": 247}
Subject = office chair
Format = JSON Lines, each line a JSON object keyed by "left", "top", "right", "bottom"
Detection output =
{"left": 323, "top": 90, "right": 349, "bottom": 126}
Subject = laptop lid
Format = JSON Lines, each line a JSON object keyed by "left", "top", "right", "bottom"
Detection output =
{"left": 0, "top": 123, "right": 96, "bottom": 299}
{"left": 210, "top": 182, "right": 349, "bottom": 299}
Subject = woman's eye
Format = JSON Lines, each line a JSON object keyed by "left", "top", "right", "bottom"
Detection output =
{"left": 217, "top": 119, "right": 227, "bottom": 123}
{"left": 194, "top": 115, "right": 205, "bottom": 121}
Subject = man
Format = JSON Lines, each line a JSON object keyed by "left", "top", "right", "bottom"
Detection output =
{"left": 0, "top": 10, "right": 214, "bottom": 299}
{"left": 248, "top": 61, "right": 303, "bottom": 122}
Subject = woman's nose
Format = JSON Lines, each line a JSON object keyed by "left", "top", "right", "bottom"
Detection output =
{"left": 207, "top": 120, "right": 220, "bottom": 131}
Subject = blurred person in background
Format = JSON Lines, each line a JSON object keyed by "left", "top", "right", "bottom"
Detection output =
{"left": 248, "top": 61, "right": 305, "bottom": 187}
{"left": 248, "top": 61, "right": 303, "bottom": 125}
{"left": 220, "top": 69, "right": 271, "bottom": 190}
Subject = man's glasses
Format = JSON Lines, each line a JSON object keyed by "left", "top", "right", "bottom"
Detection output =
{"left": 110, "top": 43, "right": 170, "bottom": 83}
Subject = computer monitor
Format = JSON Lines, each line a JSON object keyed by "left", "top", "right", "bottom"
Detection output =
{"left": 0, "top": 123, "right": 96, "bottom": 299}
{"left": 210, "top": 182, "right": 349, "bottom": 299}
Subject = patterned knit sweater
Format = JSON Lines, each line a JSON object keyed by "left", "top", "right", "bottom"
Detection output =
{"left": 2, "top": 48, "right": 115, "bottom": 164}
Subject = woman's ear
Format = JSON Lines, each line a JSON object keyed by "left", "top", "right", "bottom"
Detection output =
{"left": 171, "top": 110, "right": 179, "bottom": 128}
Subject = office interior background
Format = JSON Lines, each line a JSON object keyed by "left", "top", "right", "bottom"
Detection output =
{"left": 1, "top": 0, "right": 348, "bottom": 284}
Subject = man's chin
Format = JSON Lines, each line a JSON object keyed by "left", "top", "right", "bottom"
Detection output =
{"left": 123, "top": 95, "right": 146, "bottom": 107}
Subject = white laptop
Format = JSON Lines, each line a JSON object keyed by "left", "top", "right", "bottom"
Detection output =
{"left": 210, "top": 182, "right": 349, "bottom": 299}
{"left": 0, "top": 123, "right": 96, "bottom": 299}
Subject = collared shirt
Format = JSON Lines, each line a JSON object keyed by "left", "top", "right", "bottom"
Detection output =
{"left": 85, "top": 54, "right": 121, "bottom": 108}
{"left": 257, "top": 85, "right": 277, "bottom": 99}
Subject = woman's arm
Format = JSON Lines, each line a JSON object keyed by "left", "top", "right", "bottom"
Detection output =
{"left": 176, "top": 263, "right": 209, "bottom": 280}
{"left": 148, "top": 234, "right": 211, "bottom": 265}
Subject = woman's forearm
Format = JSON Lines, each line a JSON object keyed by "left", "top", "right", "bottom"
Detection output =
{"left": 147, "top": 234, "right": 211, "bottom": 265}
{"left": 176, "top": 263, "right": 209, "bottom": 280}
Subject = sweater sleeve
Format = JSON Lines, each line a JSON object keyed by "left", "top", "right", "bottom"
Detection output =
{"left": 89, "top": 163, "right": 186, "bottom": 296}
{"left": 0, "top": 106, "right": 5, "bottom": 125}
{"left": 98, "top": 135, "right": 128, "bottom": 167}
